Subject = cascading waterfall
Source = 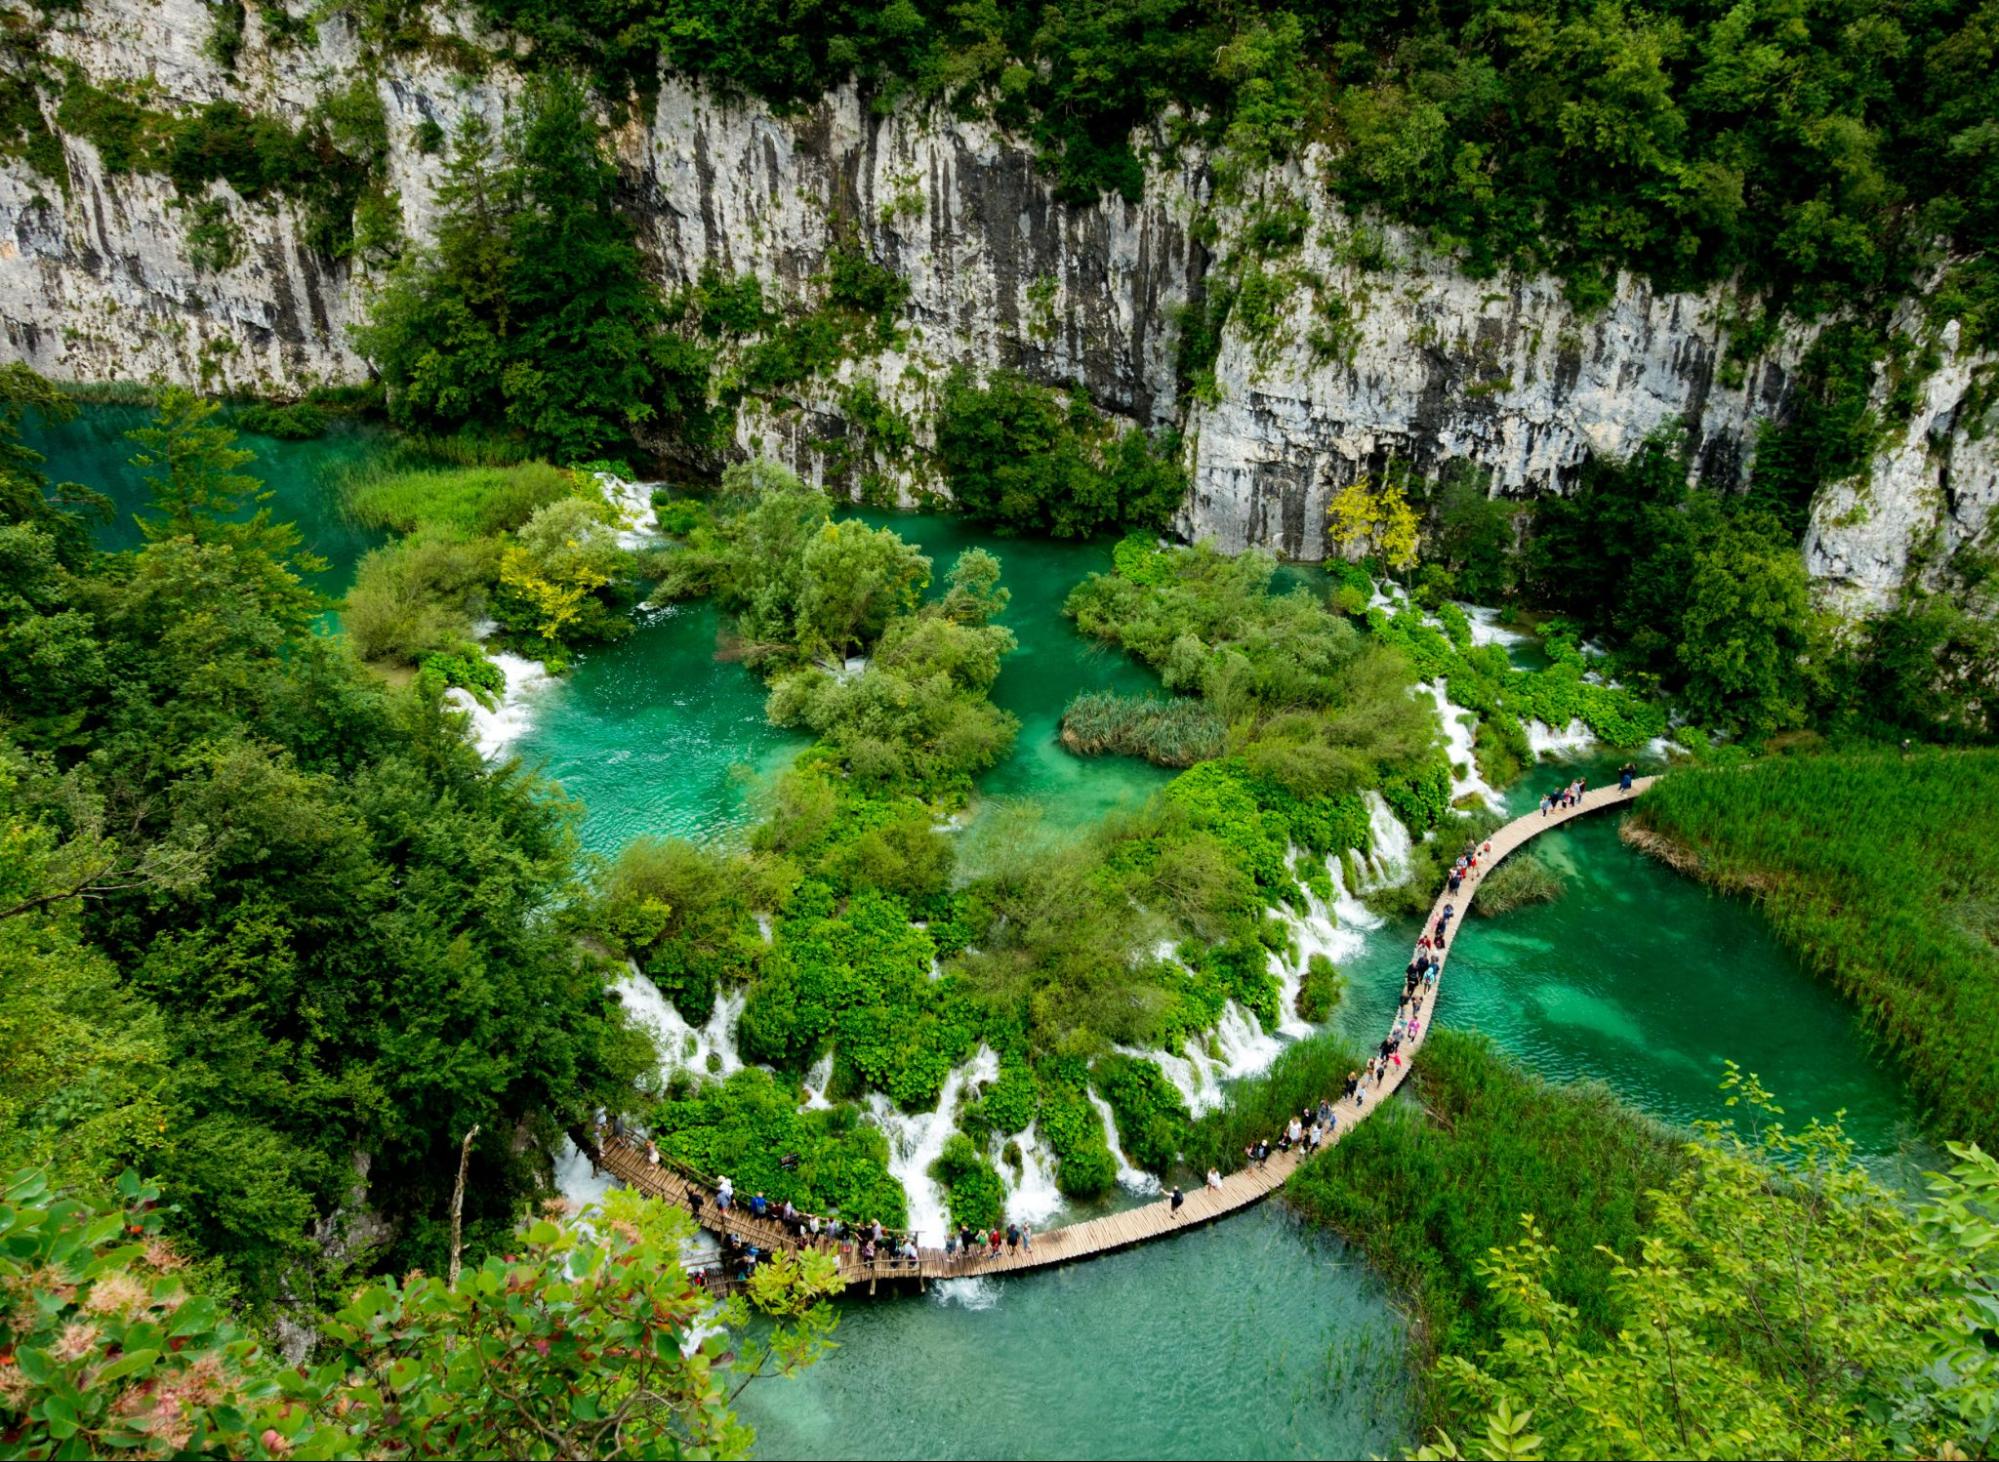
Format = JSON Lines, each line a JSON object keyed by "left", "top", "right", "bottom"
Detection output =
{"left": 1088, "top": 1092, "right": 1162, "bottom": 1194}
{"left": 554, "top": 1137, "right": 617, "bottom": 1209}
{"left": 1423, "top": 681, "right": 1503, "bottom": 810}
{"left": 1360, "top": 793, "right": 1414, "bottom": 889}
{"left": 612, "top": 965, "right": 745, "bottom": 1082}
{"left": 802, "top": 1051, "right": 835, "bottom": 1110}
{"left": 594, "top": 472, "right": 660, "bottom": 550}
{"left": 999, "top": 1123, "right": 1064, "bottom": 1225}
{"left": 866, "top": 1046, "right": 1000, "bottom": 1246}
{"left": 445, "top": 650, "right": 555, "bottom": 760}
{"left": 1461, "top": 603, "right": 1534, "bottom": 652}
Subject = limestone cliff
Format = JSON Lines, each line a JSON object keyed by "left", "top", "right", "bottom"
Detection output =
{"left": 2, "top": 0, "right": 1993, "bottom": 607}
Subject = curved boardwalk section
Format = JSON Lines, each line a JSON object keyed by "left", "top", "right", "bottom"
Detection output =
{"left": 598, "top": 777, "right": 1659, "bottom": 1286}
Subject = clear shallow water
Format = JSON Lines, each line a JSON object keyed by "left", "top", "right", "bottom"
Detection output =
{"left": 738, "top": 1205, "right": 1412, "bottom": 1461}
{"left": 1335, "top": 750, "right": 1923, "bottom": 1160}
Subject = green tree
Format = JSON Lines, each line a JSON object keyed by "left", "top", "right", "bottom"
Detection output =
{"left": 355, "top": 76, "right": 709, "bottom": 459}
{"left": 796, "top": 519, "right": 930, "bottom": 660}
{"left": 1417, "top": 1075, "right": 1999, "bottom": 1461}
{"left": 1676, "top": 517, "right": 1816, "bottom": 734}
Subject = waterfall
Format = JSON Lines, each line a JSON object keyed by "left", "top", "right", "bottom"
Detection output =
{"left": 444, "top": 651, "right": 554, "bottom": 760}
{"left": 1211, "top": 1001, "right": 1284, "bottom": 1080}
{"left": 801, "top": 1050, "right": 835, "bottom": 1110}
{"left": 1460, "top": 603, "right": 1536, "bottom": 653}
{"left": 865, "top": 1046, "right": 1000, "bottom": 1246}
{"left": 1000, "top": 1123, "right": 1064, "bottom": 1225}
{"left": 1123, "top": 1041, "right": 1226, "bottom": 1117}
{"left": 1423, "top": 681, "right": 1502, "bottom": 810}
{"left": 553, "top": 1136, "right": 616, "bottom": 1209}
{"left": 611, "top": 965, "right": 745, "bottom": 1083}
{"left": 594, "top": 472, "right": 660, "bottom": 549}
{"left": 1526, "top": 718, "right": 1596, "bottom": 758}
{"left": 1360, "top": 793, "right": 1414, "bottom": 888}
{"left": 1088, "top": 1092, "right": 1162, "bottom": 1195}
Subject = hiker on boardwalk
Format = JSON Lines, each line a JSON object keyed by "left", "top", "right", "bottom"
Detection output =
{"left": 1170, "top": 1186, "right": 1186, "bottom": 1219}
{"left": 1619, "top": 762, "right": 1636, "bottom": 792}
{"left": 1206, "top": 1167, "right": 1224, "bottom": 1190}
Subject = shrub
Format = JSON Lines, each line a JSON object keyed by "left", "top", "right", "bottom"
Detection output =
{"left": 1059, "top": 689, "right": 1226, "bottom": 767}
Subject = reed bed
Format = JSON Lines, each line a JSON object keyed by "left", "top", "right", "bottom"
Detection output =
{"left": 1635, "top": 748, "right": 1999, "bottom": 1148}
{"left": 1058, "top": 690, "right": 1227, "bottom": 767}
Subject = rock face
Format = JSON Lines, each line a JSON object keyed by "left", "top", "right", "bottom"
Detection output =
{"left": 2, "top": 0, "right": 1994, "bottom": 606}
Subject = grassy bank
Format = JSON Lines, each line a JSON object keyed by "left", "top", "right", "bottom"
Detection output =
{"left": 1284, "top": 1030, "right": 1686, "bottom": 1402}
{"left": 1633, "top": 749, "right": 1999, "bottom": 1149}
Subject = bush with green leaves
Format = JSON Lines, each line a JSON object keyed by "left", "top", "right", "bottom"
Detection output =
{"left": 1091, "top": 1053, "right": 1190, "bottom": 1173}
{"left": 930, "top": 1132, "right": 1006, "bottom": 1231}
{"left": 935, "top": 368, "right": 1183, "bottom": 538}
{"left": 647, "top": 1067, "right": 907, "bottom": 1226}
{"left": 0, "top": 1167, "right": 838, "bottom": 1460}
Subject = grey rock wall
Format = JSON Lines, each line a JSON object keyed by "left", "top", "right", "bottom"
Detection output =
{"left": 2, "top": 0, "right": 1993, "bottom": 608}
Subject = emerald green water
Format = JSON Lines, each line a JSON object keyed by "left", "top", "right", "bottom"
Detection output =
{"left": 520, "top": 511, "right": 1171, "bottom": 855}
{"left": 24, "top": 403, "right": 387, "bottom": 597}
{"left": 37, "top": 412, "right": 1930, "bottom": 1459}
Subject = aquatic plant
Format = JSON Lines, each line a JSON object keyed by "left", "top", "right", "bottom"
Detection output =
{"left": 1059, "top": 689, "right": 1227, "bottom": 767}
{"left": 1635, "top": 748, "right": 1999, "bottom": 1149}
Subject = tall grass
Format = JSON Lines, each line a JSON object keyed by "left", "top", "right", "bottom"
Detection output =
{"left": 1059, "top": 690, "right": 1226, "bottom": 767}
{"left": 1286, "top": 1029, "right": 1684, "bottom": 1402}
{"left": 340, "top": 459, "right": 579, "bottom": 538}
{"left": 1635, "top": 747, "right": 1999, "bottom": 1147}
{"left": 1181, "top": 1033, "right": 1361, "bottom": 1173}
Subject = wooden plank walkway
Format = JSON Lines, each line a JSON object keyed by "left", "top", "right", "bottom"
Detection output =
{"left": 596, "top": 776, "right": 1658, "bottom": 1287}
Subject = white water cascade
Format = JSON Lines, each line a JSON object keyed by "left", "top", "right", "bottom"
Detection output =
{"left": 444, "top": 651, "right": 556, "bottom": 760}
{"left": 1423, "top": 680, "right": 1503, "bottom": 810}
{"left": 1360, "top": 792, "right": 1414, "bottom": 888}
{"left": 1088, "top": 1092, "right": 1162, "bottom": 1195}
{"left": 612, "top": 965, "right": 745, "bottom": 1083}
{"left": 553, "top": 1136, "right": 617, "bottom": 1210}
{"left": 594, "top": 472, "right": 661, "bottom": 549}
{"left": 999, "top": 1123, "right": 1065, "bottom": 1226}
{"left": 801, "top": 1051, "right": 835, "bottom": 1110}
{"left": 1461, "top": 603, "right": 1535, "bottom": 654}
{"left": 1526, "top": 718, "right": 1596, "bottom": 758}
{"left": 865, "top": 1046, "right": 1000, "bottom": 1247}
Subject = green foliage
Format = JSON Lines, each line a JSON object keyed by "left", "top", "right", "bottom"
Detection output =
{"left": 354, "top": 81, "right": 712, "bottom": 460}
{"left": 935, "top": 368, "right": 1183, "bottom": 538}
{"left": 929, "top": 1131, "right": 1005, "bottom": 1230}
{"left": 343, "top": 460, "right": 580, "bottom": 537}
{"left": 1472, "top": 851, "right": 1563, "bottom": 916}
{"left": 1636, "top": 749, "right": 1999, "bottom": 1150}
{"left": 233, "top": 400, "right": 331, "bottom": 440}
{"left": 1520, "top": 432, "right": 1815, "bottom": 736}
{"left": 650, "top": 1067, "right": 907, "bottom": 1226}
{"left": 1415, "top": 1080, "right": 1997, "bottom": 1460}
{"left": 0, "top": 383, "right": 653, "bottom": 1296}
{"left": 1287, "top": 1029, "right": 1684, "bottom": 1377}
{"left": 0, "top": 75, "right": 68, "bottom": 191}
{"left": 1091, "top": 1053, "right": 1190, "bottom": 1173}
{"left": 1296, "top": 952, "right": 1345, "bottom": 1022}
{"left": 598, "top": 837, "right": 773, "bottom": 1021}
{"left": 343, "top": 531, "right": 498, "bottom": 665}
{"left": 1059, "top": 689, "right": 1227, "bottom": 767}
{"left": 1035, "top": 1069, "right": 1116, "bottom": 1198}
{"left": 1, "top": 1146, "right": 825, "bottom": 1457}
{"left": 1070, "top": 541, "right": 1440, "bottom": 822}
{"left": 740, "top": 886, "right": 977, "bottom": 1110}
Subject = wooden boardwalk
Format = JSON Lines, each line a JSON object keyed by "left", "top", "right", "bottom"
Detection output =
{"left": 596, "top": 776, "right": 1658, "bottom": 1287}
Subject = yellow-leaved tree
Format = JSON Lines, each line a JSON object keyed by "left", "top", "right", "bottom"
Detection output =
{"left": 1326, "top": 474, "right": 1419, "bottom": 573}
